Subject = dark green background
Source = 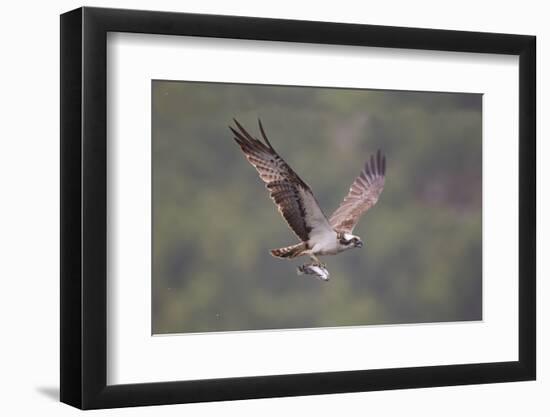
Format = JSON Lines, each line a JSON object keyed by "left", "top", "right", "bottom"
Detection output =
{"left": 152, "top": 80, "right": 482, "bottom": 334}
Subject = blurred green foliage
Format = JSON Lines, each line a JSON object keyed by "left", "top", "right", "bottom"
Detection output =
{"left": 152, "top": 80, "right": 482, "bottom": 334}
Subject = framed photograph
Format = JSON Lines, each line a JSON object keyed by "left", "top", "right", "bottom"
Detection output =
{"left": 60, "top": 6, "right": 536, "bottom": 409}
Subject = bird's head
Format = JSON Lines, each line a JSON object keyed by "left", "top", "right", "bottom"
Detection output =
{"left": 339, "top": 232, "right": 363, "bottom": 249}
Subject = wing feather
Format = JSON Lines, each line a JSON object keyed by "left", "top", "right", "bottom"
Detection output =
{"left": 230, "top": 119, "right": 333, "bottom": 242}
{"left": 329, "top": 150, "right": 386, "bottom": 233}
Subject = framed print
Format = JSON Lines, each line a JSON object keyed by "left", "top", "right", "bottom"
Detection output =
{"left": 60, "top": 6, "right": 536, "bottom": 409}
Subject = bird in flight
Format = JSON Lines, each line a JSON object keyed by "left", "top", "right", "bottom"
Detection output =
{"left": 229, "top": 119, "right": 386, "bottom": 277}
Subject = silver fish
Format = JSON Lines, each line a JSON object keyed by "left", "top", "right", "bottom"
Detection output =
{"left": 297, "top": 263, "right": 330, "bottom": 281}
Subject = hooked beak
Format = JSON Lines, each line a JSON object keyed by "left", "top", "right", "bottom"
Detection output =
{"left": 355, "top": 240, "right": 363, "bottom": 248}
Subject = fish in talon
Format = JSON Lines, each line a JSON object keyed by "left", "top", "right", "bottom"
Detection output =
{"left": 297, "top": 263, "right": 330, "bottom": 281}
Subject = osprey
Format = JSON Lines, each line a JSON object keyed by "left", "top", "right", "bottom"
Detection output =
{"left": 229, "top": 119, "right": 386, "bottom": 270}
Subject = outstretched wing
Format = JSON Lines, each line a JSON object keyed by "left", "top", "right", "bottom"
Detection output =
{"left": 229, "top": 119, "right": 333, "bottom": 243}
{"left": 329, "top": 150, "right": 386, "bottom": 233}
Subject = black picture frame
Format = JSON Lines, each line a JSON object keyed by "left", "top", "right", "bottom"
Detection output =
{"left": 60, "top": 6, "right": 536, "bottom": 410}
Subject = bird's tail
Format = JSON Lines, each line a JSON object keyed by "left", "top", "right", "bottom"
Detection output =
{"left": 270, "top": 242, "right": 307, "bottom": 259}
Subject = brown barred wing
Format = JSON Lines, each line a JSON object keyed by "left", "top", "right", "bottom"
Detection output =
{"left": 229, "top": 119, "right": 333, "bottom": 243}
{"left": 329, "top": 150, "right": 386, "bottom": 233}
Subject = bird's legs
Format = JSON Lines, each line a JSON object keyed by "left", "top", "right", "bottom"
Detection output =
{"left": 309, "top": 254, "right": 326, "bottom": 268}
